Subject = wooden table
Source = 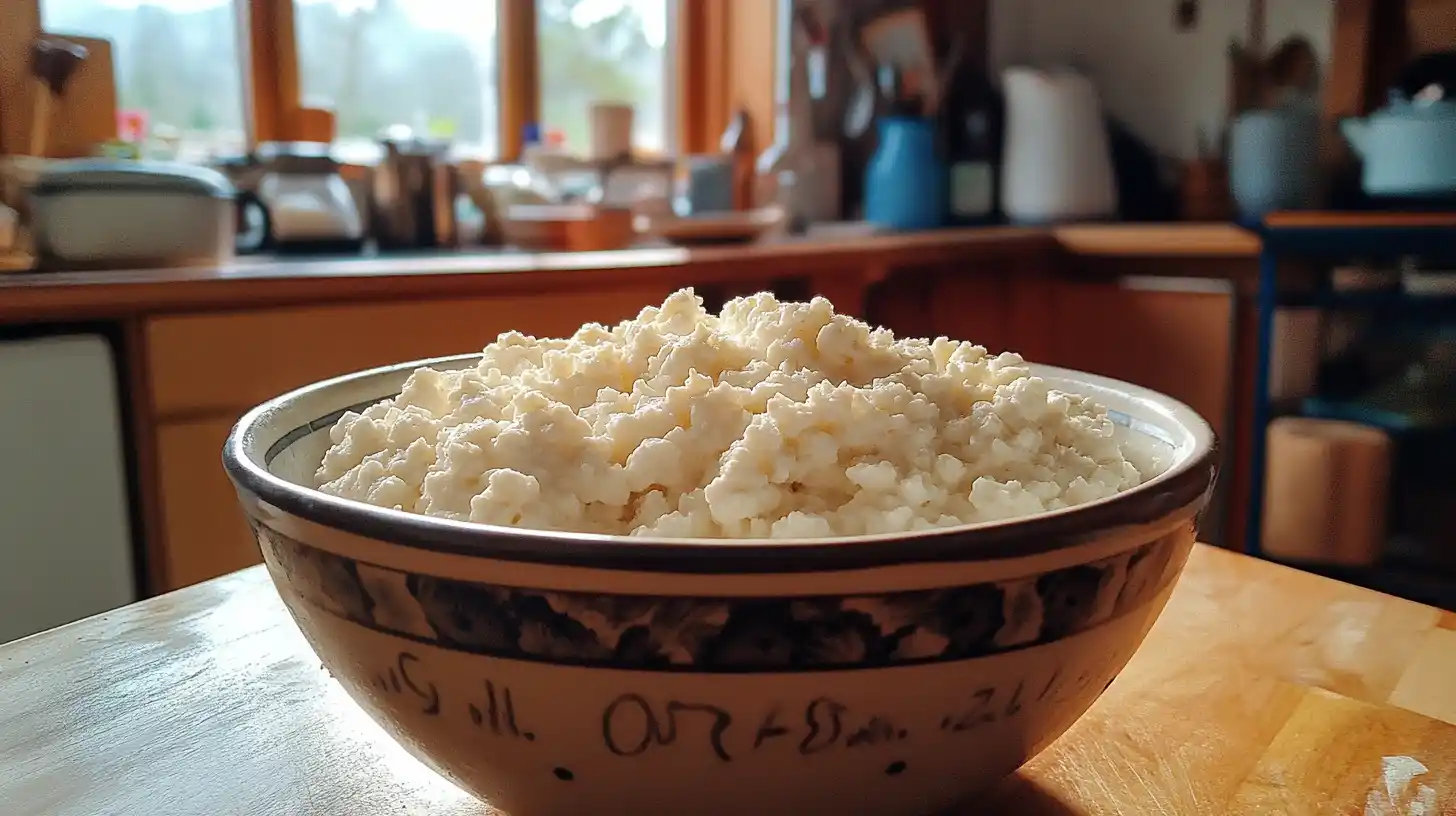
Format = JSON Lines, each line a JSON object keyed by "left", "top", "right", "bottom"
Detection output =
{"left": 2, "top": 544, "right": 1453, "bottom": 815}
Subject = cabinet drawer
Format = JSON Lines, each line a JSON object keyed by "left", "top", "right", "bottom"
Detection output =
{"left": 156, "top": 416, "right": 259, "bottom": 591}
{"left": 145, "top": 286, "right": 672, "bottom": 417}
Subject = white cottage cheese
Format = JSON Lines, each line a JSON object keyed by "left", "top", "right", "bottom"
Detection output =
{"left": 315, "top": 289, "right": 1144, "bottom": 538}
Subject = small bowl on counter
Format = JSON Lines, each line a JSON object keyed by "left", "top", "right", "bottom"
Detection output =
{"left": 500, "top": 203, "right": 636, "bottom": 252}
{"left": 634, "top": 205, "right": 785, "bottom": 246}
{"left": 224, "top": 352, "right": 1217, "bottom": 816}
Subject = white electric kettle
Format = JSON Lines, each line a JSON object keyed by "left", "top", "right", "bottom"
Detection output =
{"left": 999, "top": 66, "right": 1118, "bottom": 224}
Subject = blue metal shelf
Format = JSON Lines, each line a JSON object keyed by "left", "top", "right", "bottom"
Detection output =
{"left": 1244, "top": 215, "right": 1456, "bottom": 558}
{"left": 1277, "top": 290, "right": 1456, "bottom": 315}
{"left": 1301, "top": 397, "right": 1424, "bottom": 433}
{"left": 1258, "top": 224, "right": 1456, "bottom": 262}
{"left": 1274, "top": 290, "right": 1456, "bottom": 333}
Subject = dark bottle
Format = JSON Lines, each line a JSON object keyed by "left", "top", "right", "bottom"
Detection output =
{"left": 941, "top": 70, "right": 1002, "bottom": 225}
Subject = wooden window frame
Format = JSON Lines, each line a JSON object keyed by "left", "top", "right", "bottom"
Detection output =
{"left": 8, "top": 0, "right": 776, "bottom": 161}
{"left": 250, "top": 0, "right": 686, "bottom": 161}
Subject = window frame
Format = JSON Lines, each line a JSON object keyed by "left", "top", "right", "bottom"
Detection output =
{"left": 9, "top": 0, "right": 771, "bottom": 161}
{"left": 252, "top": 0, "right": 684, "bottom": 161}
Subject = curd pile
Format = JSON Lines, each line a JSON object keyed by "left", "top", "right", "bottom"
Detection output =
{"left": 315, "top": 289, "right": 1144, "bottom": 538}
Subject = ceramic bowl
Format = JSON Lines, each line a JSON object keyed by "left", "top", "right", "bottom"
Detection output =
{"left": 224, "top": 354, "right": 1218, "bottom": 816}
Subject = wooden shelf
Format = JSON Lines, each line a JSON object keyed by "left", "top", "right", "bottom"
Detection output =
{"left": 1053, "top": 223, "right": 1261, "bottom": 258}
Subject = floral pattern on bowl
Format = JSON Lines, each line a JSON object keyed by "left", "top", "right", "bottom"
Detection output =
{"left": 255, "top": 523, "right": 1192, "bottom": 673}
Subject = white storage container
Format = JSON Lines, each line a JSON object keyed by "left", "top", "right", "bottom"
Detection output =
{"left": 29, "top": 159, "right": 237, "bottom": 267}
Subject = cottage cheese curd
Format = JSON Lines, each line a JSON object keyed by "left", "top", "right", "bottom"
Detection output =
{"left": 315, "top": 289, "right": 1145, "bottom": 538}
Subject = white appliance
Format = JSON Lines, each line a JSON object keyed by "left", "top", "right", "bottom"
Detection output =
{"left": 252, "top": 144, "right": 365, "bottom": 248}
{"left": 999, "top": 66, "right": 1119, "bottom": 224}
{"left": 0, "top": 334, "right": 137, "bottom": 643}
{"left": 258, "top": 170, "right": 365, "bottom": 244}
{"left": 28, "top": 160, "right": 238, "bottom": 268}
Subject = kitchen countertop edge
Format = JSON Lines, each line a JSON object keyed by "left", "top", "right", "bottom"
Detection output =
{"left": 0, "top": 223, "right": 1259, "bottom": 323}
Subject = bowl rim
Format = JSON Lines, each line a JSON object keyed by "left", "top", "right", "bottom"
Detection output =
{"left": 223, "top": 354, "right": 1219, "bottom": 574}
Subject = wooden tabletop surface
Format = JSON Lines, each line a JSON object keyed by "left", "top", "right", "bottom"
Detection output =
{"left": 3, "top": 543, "right": 1452, "bottom": 815}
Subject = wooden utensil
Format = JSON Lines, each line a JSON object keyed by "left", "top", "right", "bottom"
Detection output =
{"left": 719, "top": 108, "right": 756, "bottom": 211}
{"left": 27, "top": 36, "right": 88, "bottom": 157}
{"left": 1264, "top": 34, "right": 1319, "bottom": 106}
{"left": 45, "top": 34, "right": 116, "bottom": 159}
{"left": 860, "top": 8, "right": 937, "bottom": 111}
{"left": 1227, "top": 40, "right": 1265, "bottom": 118}
{"left": 1180, "top": 160, "right": 1232, "bottom": 221}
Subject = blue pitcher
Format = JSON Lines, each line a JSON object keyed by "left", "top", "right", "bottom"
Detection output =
{"left": 865, "top": 116, "right": 946, "bottom": 231}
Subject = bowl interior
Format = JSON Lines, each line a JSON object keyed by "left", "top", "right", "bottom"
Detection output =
{"left": 248, "top": 354, "right": 1207, "bottom": 516}
{"left": 230, "top": 352, "right": 1216, "bottom": 568}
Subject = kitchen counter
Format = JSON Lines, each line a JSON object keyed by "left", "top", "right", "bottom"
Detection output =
{"left": 0, "top": 221, "right": 1263, "bottom": 597}
{"left": 1, "top": 543, "right": 1451, "bottom": 815}
{"left": 0, "top": 224, "right": 1256, "bottom": 324}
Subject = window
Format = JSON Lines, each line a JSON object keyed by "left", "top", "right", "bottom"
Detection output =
{"left": 293, "top": 0, "right": 500, "bottom": 162}
{"left": 536, "top": 0, "right": 671, "bottom": 155}
{"left": 14, "top": 0, "right": 742, "bottom": 164}
{"left": 39, "top": 0, "right": 248, "bottom": 161}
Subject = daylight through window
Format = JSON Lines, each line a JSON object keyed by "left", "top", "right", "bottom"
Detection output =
{"left": 40, "top": 0, "right": 248, "bottom": 162}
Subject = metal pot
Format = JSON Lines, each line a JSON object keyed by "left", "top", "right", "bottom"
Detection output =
{"left": 370, "top": 136, "right": 458, "bottom": 250}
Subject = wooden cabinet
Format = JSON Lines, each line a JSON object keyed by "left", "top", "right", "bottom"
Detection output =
{"left": 870, "top": 267, "right": 1010, "bottom": 351}
{"left": 144, "top": 285, "right": 673, "bottom": 591}
{"left": 1021, "top": 276, "right": 1238, "bottom": 547}
{"left": 897, "top": 271, "right": 1235, "bottom": 434}
{"left": 135, "top": 270, "right": 1241, "bottom": 592}
{"left": 145, "top": 287, "right": 673, "bottom": 419}
{"left": 1030, "top": 278, "right": 1235, "bottom": 439}
{"left": 929, "top": 273, "right": 1012, "bottom": 353}
{"left": 156, "top": 417, "right": 256, "bottom": 591}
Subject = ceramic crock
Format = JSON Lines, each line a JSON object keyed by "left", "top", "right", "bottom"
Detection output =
{"left": 1228, "top": 100, "right": 1320, "bottom": 221}
{"left": 224, "top": 355, "right": 1218, "bottom": 816}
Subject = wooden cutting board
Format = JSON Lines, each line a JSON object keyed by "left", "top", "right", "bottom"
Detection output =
{"left": 978, "top": 678, "right": 1456, "bottom": 814}
{"left": 43, "top": 33, "right": 118, "bottom": 158}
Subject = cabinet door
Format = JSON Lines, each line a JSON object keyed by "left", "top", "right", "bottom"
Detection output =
{"left": 1038, "top": 279, "right": 1234, "bottom": 436}
{"left": 145, "top": 286, "right": 673, "bottom": 418}
{"left": 930, "top": 272, "right": 1010, "bottom": 352}
{"left": 156, "top": 416, "right": 258, "bottom": 591}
